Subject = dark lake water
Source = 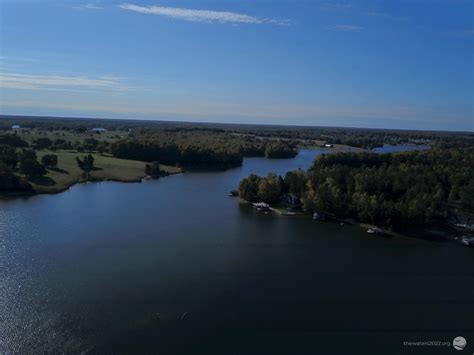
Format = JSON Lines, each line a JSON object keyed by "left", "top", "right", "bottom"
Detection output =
{"left": 1, "top": 149, "right": 473, "bottom": 354}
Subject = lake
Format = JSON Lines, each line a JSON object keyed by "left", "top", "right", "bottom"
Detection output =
{"left": 1, "top": 149, "right": 473, "bottom": 354}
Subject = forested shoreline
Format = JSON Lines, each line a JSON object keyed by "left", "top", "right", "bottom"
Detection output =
{"left": 110, "top": 130, "right": 297, "bottom": 168}
{"left": 1, "top": 116, "right": 473, "bottom": 203}
{"left": 239, "top": 146, "right": 474, "bottom": 229}
{"left": 0, "top": 130, "right": 180, "bottom": 195}
{"left": 0, "top": 119, "right": 298, "bottom": 195}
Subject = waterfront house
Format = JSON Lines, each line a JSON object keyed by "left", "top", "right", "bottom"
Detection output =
{"left": 282, "top": 193, "right": 302, "bottom": 209}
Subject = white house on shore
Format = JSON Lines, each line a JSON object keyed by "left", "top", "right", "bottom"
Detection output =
{"left": 92, "top": 127, "right": 107, "bottom": 132}
{"left": 11, "top": 125, "right": 20, "bottom": 129}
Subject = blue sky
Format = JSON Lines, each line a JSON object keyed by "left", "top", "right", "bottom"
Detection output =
{"left": 0, "top": 0, "right": 473, "bottom": 130}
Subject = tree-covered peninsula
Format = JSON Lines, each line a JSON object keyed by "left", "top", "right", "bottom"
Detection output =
{"left": 0, "top": 118, "right": 298, "bottom": 195}
{"left": 110, "top": 129, "right": 297, "bottom": 168}
{"left": 239, "top": 146, "right": 474, "bottom": 229}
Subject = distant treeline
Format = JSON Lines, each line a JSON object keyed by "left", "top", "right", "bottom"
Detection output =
{"left": 0, "top": 132, "right": 111, "bottom": 153}
{"left": 239, "top": 147, "right": 474, "bottom": 228}
{"left": 110, "top": 130, "right": 297, "bottom": 168}
{"left": 2, "top": 115, "right": 472, "bottom": 150}
{"left": 236, "top": 128, "right": 474, "bottom": 150}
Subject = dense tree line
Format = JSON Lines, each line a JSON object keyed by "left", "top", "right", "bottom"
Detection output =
{"left": 0, "top": 134, "right": 29, "bottom": 148}
{"left": 0, "top": 160, "right": 32, "bottom": 193}
{"left": 1, "top": 118, "right": 472, "bottom": 197}
{"left": 112, "top": 139, "right": 243, "bottom": 169}
{"left": 110, "top": 131, "right": 297, "bottom": 168}
{"left": 4, "top": 116, "right": 471, "bottom": 150}
{"left": 19, "top": 150, "right": 47, "bottom": 177}
{"left": 265, "top": 142, "right": 298, "bottom": 158}
{"left": 29, "top": 137, "right": 110, "bottom": 153}
{"left": 0, "top": 148, "right": 49, "bottom": 193}
{"left": 239, "top": 173, "right": 284, "bottom": 203}
{"left": 239, "top": 147, "right": 474, "bottom": 228}
{"left": 0, "top": 134, "right": 62, "bottom": 193}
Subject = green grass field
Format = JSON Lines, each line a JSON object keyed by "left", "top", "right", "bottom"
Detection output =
{"left": 32, "top": 151, "right": 181, "bottom": 193}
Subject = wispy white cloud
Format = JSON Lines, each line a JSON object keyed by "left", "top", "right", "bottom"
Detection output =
{"left": 327, "top": 24, "right": 364, "bottom": 31}
{"left": 118, "top": 3, "right": 289, "bottom": 25}
{"left": 0, "top": 73, "right": 129, "bottom": 92}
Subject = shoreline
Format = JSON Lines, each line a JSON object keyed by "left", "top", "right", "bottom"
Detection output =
{"left": 240, "top": 199, "right": 469, "bottom": 245}
{"left": 0, "top": 170, "right": 183, "bottom": 199}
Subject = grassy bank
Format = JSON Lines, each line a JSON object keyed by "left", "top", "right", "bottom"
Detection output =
{"left": 31, "top": 151, "right": 181, "bottom": 194}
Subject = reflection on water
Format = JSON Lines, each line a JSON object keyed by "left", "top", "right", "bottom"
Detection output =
{"left": 0, "top": 149, "right": 473, "bottom": 354}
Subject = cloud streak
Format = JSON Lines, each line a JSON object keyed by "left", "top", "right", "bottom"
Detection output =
{"left": 0, "top": 73, "right": 128, "bottom": 92}
{"left": 118, "top": 3, "right": 288, "bottom": 25}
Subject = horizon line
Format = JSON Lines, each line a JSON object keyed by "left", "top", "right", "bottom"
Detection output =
{"left": 1, "top": 114, "right": 472, "bottom": 134}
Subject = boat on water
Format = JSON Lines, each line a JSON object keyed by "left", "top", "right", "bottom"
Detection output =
{"left": 228, "top": 189, "right": 238, "bottom": 197}
{"left": 367, "top": 227, "right": 389, "bottom": 236}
